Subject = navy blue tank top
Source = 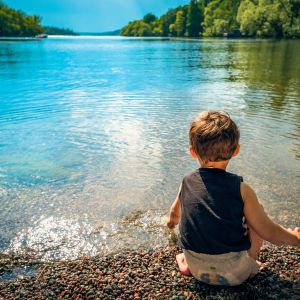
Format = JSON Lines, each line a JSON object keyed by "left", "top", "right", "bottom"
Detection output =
{"left": 179, "top": 168, "right": 251, "bottom": 254}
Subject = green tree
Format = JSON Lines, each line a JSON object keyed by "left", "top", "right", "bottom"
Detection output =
{"left": 186, "top": 0, "right": 203, "bottom": 37}
{"left": 169, "top": 23, "right": 176, "bottom": 36}
{"left": 121, "top": 6, "right": 188, "bottom": 37}
{"left": 120, "top": 0, "right": 300, "bottom": 38}
{"left": 236, "top": 0, "right": 257, "bottom": 36}
{"left": 137, "top": 21, "right": 152, "bottom": 36}
{"left": 121, "top": 20, "right": 153, "bottom": 36}
{"left": 159, "top": 7, "right": 187, "bottom": 36}
{"left": 203, "top": 0, "right": 241, "bottom": 37}
{"left": 143, "top": 13, "right": 157, "bottom": 24}
{"left": 237, "top": 0, "right": 299, "bottom": 38}
{"left": 151, "top": 19, "right": 163, "bottom": 36}
{"left": 174, "top": 10, "right": 186, "bottom": 36}
{"left": 0, "top": 1, "right": 44, "bottom": 37}
{"left": 289, "top": 0, "right": 300, "bottom": 37}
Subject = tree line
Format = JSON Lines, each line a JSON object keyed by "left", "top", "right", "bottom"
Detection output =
{"left": 44, "top": 26, "right": 77, "bottom": 36}
{"left": 121, "top": 0, "right": 300, "bottom": 38}
{"left": 0, "top": 2, "right": 76, "bottom": 37}
{"left": 0, "top": 1, "right": 44, "bottom": 37}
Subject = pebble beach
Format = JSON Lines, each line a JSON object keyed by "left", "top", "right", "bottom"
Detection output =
{"left": 0, "top": 244, "right": 299, "bottom": 300}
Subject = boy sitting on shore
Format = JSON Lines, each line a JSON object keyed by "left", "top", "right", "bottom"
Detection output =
{"left": 166, "top": 111, "right": 300, "bottom": 286}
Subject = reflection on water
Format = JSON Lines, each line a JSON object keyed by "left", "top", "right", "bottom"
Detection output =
{"left": 233, "top": 41, "right": 300, "bottom": 160}
{"left": 0, "top": 37, "right": 299, "bottom": 260}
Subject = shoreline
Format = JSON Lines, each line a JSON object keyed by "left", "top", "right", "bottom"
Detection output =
{"left": 2, "top": 35, "right": 300, "bottom": 40}
{"left": 0, "top": 244, "right": 299, "bottom": 299}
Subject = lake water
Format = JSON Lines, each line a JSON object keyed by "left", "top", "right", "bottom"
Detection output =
{"left": 0, "top": 37, "right": 299, "bottom": 260}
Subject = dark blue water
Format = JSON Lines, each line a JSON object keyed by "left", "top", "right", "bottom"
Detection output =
{"left": 0, "top": 37, "right": 299, "bottom": 260}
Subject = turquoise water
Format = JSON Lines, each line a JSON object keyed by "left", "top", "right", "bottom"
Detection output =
{"left": 0, "top": 37, "right": 299, "bottom": 260}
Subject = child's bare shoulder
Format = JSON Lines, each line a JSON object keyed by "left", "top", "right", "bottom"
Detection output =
{"left": 240, "top": 182, "right": 265, "bottom": 217}
{"left": 240, "top": 182, "right": 261, "bottom": 203}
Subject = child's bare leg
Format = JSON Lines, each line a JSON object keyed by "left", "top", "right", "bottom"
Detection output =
{"left": 247, "top": 226, "right": 263, "bottom": 260}
{"left": 176, "top": 253, "right": 192, "bottom": 276}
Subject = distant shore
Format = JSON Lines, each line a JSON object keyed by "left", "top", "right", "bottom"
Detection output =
{"left": 0, "top": 244, "right": 299, "bottom": 299}
{"left": 2, "top": 35, "right": 298, "bottom": 41}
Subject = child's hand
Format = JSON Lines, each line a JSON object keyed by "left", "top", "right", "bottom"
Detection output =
{"left": 167, "top": 185, "right": 182, "bottom": 229}
{"left": 166, "top": 216, "right": 178, "bottom": 229}
{"left": 288, "top": 227, "right": 300, "bottom": 245}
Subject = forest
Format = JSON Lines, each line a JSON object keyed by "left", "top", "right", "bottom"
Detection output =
{"left": 0, "top": 1, "right": 44, "bottom": 37}
{"left": 121, "top": 0, "right": 300, "bottom": 38}
{"left": 44, "top": 26, "right": 77, "bottom": 36}
{"left": 0, "top": 2, "right": 76, "bottom": 37}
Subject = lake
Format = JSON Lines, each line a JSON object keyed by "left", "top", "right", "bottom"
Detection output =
{"left": 0, "top": 36, "right": 299, "bottom": 260}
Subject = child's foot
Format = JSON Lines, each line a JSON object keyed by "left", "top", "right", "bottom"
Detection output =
{"left": 176, "top": 253, "right": 192, "bottom": 276}
{"left": 249, "top": 260, "right": 263, "bottom": 278}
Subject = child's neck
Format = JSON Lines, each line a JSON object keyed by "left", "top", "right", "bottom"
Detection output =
{"left": 199, "top": 160, "right": 229, "bottom": 171}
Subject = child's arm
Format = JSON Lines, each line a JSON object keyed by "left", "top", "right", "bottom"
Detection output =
{"left": 241, "top": 182, "right": 300, "bottom": 246}
{"left": 166, "top": 184, "right": 182, "bottom": 229}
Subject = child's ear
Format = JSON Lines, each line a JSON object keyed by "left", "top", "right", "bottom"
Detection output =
{"left": 189, "top": 146, "right": 198, "bottom": 158}
{"left": 232, "top": 144, "right": 240, "bottom": 157}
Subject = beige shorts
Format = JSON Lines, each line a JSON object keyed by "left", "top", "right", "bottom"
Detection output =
{"left": 183, "top": 249, "right": 259, "bottom": 286}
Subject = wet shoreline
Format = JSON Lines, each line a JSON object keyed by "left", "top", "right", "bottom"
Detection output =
{"left": 0, "top": 244, "right": 299, "bottom": 299}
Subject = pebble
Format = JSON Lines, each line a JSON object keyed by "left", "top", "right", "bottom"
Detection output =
{"left": 0, "top": 244, "right": 299, "bottom": 299}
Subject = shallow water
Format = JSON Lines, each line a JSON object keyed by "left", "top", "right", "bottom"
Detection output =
{"left": 0, "top": 37, "right": 299, "bottom": 260}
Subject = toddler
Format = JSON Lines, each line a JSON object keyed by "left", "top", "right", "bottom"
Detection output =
{"left": 166, "top": 111, "right": 300, "bottom": 286}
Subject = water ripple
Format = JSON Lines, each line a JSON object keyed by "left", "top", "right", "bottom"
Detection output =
{"left": 0, "top": 37, "right": 299, "bottom": 259}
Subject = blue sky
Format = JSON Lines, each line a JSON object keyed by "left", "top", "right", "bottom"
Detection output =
{"left": 6, "top": 0, "right": 189, "bottom": 32}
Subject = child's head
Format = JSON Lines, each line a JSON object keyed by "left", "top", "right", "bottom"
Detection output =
{"left": 189, "top": 111, "right": 240, "bottom": 163}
